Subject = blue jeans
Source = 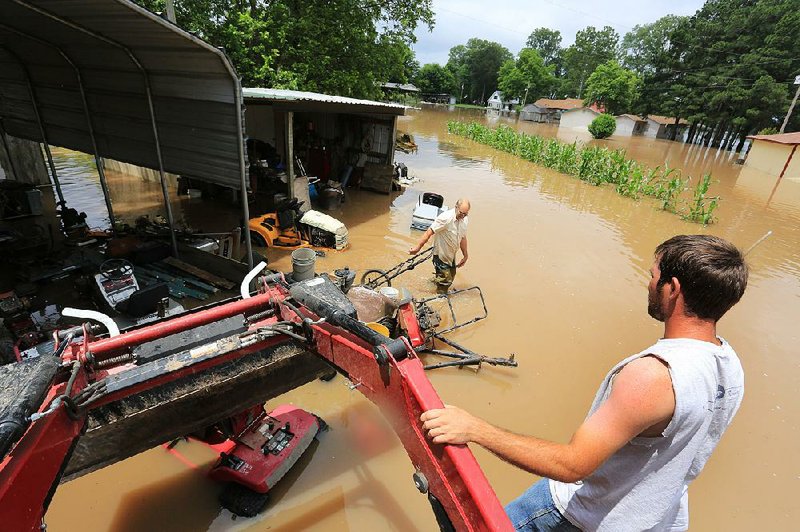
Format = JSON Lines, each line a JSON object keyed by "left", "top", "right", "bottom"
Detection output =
{"left": 505, "top": 479, "right": 582, "bottom": 531}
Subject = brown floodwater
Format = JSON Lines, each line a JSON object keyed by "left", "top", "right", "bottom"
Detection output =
{"left": 45, "top": 108, "right": 799, "bottom": 530}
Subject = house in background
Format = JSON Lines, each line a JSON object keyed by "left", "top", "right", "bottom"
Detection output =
{"left": 487, "top": 91, "right": 504, "bottom": 110}
{"left": 380, "top": 82, "right": 420, "bottom": 97}
{"left": 559, "top": 106, "right": 600, "bottom": 130}
{"left": 644, "top": 115, "right": 689, "bottom": 140}
{"left": 615, "top": 114, "right": 649, "bottom": 136}
{"left": 520, "top": 98, "right": 585, "bottom": 123}
{"left": 743, "top": 132, "right": 800, "bottom": 179}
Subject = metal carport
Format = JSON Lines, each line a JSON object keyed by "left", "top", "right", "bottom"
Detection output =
{"left": 0, "top": 0, "right": 253, "bottom": 266}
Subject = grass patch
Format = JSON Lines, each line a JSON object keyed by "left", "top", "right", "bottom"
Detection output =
{"left": 447, "top": 121, "right": 719, "bottom": 224}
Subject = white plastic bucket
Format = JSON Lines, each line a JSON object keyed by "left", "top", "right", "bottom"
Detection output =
{"left": 291, "top": 247, "right": 316, "bottom": 281}
{"left": 379, "top": 286, "right": 399, "bottom": 300}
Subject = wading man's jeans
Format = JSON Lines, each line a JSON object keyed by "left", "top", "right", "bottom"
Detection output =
{"left": 505, "top": 479, "right": 582, "bottom": 531}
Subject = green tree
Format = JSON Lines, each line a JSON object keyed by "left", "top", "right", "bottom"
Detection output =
{"left": 382, "top": 38, "right": 420, "bottom": 84}
{"left": 653, "top": 0, "right": 800, "bottom": 146}
{"left": 415, "top": 63, "right": 456, "bottom": 95}
{"left": 446, "top": 39, "right": 512, "bottom": 103}
{"left": 525, "top": 28, "right": 563, "bottom": 73}
{"left": 562, "top": 26, "right": 620, "bottom": 98}
{"left": 620, "top": 16, "right": 685, "bottom": 75}
{"left": 498, "top": 48, "right": 556, "bottom": 104}
{"left": 588, "top": 113, "right": 617, "bottom": 139}
{"left": 583, "top": 61, "right": 641, "bottom": 115}
{"left": 135, "top": 0, "right": 434, "bottom": 100}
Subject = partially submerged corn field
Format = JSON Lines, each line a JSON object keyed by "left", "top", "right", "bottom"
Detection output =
{"left": 447, "top": 121, "right": 719, "bottom": 224}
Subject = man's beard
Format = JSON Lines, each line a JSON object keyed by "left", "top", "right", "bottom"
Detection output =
{"left": 648, "top": 289, "right": 665, "bottom": 321}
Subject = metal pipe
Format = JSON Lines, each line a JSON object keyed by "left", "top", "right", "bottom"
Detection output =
{"left": 88, "top": 291, "right": 275, "bottom": 360}
{"left": 68, "top": 53, "right": 116, "bottom": 228}
{"left": 0, "top": 23, "right": 116, "bottom": 228}
{"left": 287, "top": 111, "right": 295, "bottom": 201}
{"left": 780, "top": 82, "right": 800, "bottom": 134}
{"left": 141, "top": 74, "right": 179, "bottom": 257}
{"left": 232, "top": 75, "right": 254, "bottom": 270}
{"left": 12, "top": 1, "right": 179, "bottom": 255}
{"left": 0, "top": 45, "right": 64, "bottom": 205}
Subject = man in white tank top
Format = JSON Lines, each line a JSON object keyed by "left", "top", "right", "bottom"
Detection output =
{"left": 421, "top": 235, "right": 748, "bottom": 531}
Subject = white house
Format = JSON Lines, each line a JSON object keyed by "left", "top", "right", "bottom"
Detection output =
{"left": 487, "top": 91, "right": 503, "bottom": 110}
{"left": 615, "top": 114, "right": 648, "bottom": 136}
{"left": 559, "top": 107, "right": 599, "bottom": 130}
{"left": 643, "top": 115, "right": 689, "bottom": 140}
{"left": 520, "top": 98, "right": 584, "bottom": 123}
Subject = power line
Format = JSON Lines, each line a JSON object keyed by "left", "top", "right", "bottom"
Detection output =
{"left": 637, "top": 78, "right": 797, "bottom": 94}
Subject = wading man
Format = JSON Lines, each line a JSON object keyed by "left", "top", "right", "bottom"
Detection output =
{"left": 421, "top": 234, "right": 748, "bottom": 531}
{"left": 409, "top": 198, "right": 470, "bottom": 289}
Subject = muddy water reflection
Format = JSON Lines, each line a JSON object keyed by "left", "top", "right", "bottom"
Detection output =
{"left": 47, "top": 108, "right": 799, "bottom": 530}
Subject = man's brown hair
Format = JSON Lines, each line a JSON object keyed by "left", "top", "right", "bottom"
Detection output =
{"left": 656, "top": 235, "right": 748, "bottom": 321}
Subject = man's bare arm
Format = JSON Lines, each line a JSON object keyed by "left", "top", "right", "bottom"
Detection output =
{"left": 409, "top": 228, "right": 434, "bottom": 255}
{"left": 457, "top": 236, "right": 469, "bottom": 267}
{"left": 420, "top": 356, "right": 674, "bottom": 482}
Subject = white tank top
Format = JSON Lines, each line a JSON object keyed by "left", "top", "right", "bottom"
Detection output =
{"left": 550, "top": 338, "right": 744, "bottom": 531}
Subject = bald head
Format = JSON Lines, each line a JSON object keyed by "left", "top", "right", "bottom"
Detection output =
{"left": 455, "top": 198, "right": 470, "bottom": 219}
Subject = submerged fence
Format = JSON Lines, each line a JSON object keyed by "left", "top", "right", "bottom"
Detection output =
{"left": 447, "top": 121, "right": 719, "bottom": 224}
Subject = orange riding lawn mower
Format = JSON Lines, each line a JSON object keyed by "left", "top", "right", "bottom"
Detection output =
{"left": 248, "top": 198, "right": 348, "bottom": 251}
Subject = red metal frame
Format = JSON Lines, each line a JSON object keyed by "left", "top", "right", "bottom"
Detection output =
{"left": 0, "top": 280, "right": 512, "bottom": 531}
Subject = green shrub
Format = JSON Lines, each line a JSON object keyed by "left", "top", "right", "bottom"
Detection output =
{"left": 588, "top": 113, "right": 617, "bottom": 139}
{"left": 757, "top": 127, "right": 778, "bottom": 135}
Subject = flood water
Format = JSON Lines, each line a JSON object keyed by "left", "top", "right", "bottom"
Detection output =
{"left": 45, "top": 108, "right": 799, "bottom": 530}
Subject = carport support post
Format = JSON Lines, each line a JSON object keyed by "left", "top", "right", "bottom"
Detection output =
{"left": 286, "top": 111, "right": 295, "bottom": 200}
{"left": 233, "top": 80, "right": 253, "bottom": 270}
{"left": 388, "top": 117, "right": 398, "bottom": 166}
{"left": 2, "top": 47, "right": 65, "bottom": 205}
{"left": 73, "top": 71, "right": 116, "bottom": 231}
{"left": 0, "top": 119, "right": 18, "bottom": 180}
{"left": 22, "top": 69, "right": 65, "bottom": 204}
{"left": 142, "top": 78, "right": 179, "bottom": 258}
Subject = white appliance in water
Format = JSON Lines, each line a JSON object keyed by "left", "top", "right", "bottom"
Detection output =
{"left": 411, "top": 193, "right": 447, "bottom": 231}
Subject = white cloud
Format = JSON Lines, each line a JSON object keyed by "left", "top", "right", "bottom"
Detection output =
{"left": 413, "top": 0, "right": 705, "bottom": 66}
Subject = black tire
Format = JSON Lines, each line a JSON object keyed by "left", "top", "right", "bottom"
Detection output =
{"left": 249, "top": 230, "right": 268, "bottom": 248}
{"left": 319, "top": 366, "right": 338, "bottom": 381}
{"left": 219, "top": 482, "right": 270, "bottom": 518}
{"left": 360, "top": 269, "right": 391, "bottom": 288}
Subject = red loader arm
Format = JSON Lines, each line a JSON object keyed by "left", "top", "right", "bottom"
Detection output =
{"left": 0, "top": 276, "right": 513, "bottom": 531}
{"left": 274, "top": 279, "right": 512, "bottom": 531}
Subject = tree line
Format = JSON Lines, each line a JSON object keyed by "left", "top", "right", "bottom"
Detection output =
{"left": 137, "top": 1, "right": 799, "bottom": 147}
{"left": 136, "top": 0, "right": 431, "bottom": 100}
{"left": 416, "top": 0, "right": 799, "bottom": 148}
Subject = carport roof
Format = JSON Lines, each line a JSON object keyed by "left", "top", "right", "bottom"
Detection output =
{"left": 0, "top": 0, "right": 245, "bottom": 189}
{"left": 243, "top": 87, "right": 407, "bottom": 116}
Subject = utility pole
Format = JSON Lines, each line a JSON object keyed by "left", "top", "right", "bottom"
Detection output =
{"left": 523, "top": 87, "right": 529, "bottom": 107}
{"left": 779, "top": 75, "right": 800, "bottom": 134}
{"left": 165, "top": 0, "right": 176, "bottom": 23}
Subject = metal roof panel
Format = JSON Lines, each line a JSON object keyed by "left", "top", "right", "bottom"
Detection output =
{"left": 243, "top": 87, "right": 406, "bottom": 115}
{"left": 0, "top": 0, "right": 245, "bottom": 189}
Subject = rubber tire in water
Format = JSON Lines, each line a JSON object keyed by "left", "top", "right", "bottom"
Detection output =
{"left": 219, "top": 482, "right": 270, "bottom": 518}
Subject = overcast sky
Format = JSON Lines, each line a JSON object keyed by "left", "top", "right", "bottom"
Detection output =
{"left": 413, "top": 0, "right": 706, "bottom": 66}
